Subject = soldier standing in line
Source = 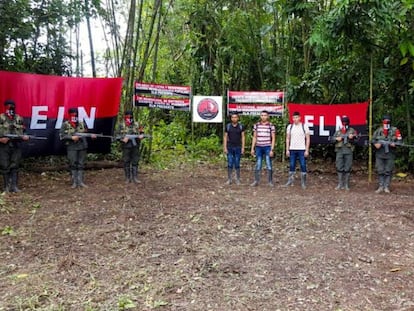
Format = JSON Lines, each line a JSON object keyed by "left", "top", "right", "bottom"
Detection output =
{"left": 60, "top": 107, "right": 96, "bottom": 188}
{"left": 333, "top": 115, "right": 357, "bottom": 191}
{"left": 372, "top": 115, "right": 402, "bottom": 193}
{"left": 116, "top": 110, "right": 144, "bottom": 184}
{"left": 0, "top": 99, "right": 29, "bottom": 192}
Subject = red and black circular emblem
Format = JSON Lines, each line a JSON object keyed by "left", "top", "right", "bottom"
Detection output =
{"left": 196, "top": 98, "right": 219, "bottom": 120}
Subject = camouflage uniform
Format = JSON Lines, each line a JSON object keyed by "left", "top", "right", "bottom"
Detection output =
{"left": 59, "top": 120, "right": 88, "bottom": 188}
{"left": 372, "top": 124, "right": 401, "bottom": 193}
{"left": 333, "top": 126, "right": 357, "bottom": 190}
{"left": 116, "top": 120, "right": 142, "bottom": 183}
{"left": 0, "top": 113, "right": 25, "bottom": 192}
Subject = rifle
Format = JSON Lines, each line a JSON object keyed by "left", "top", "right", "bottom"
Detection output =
{"left": 329, "top": 132, "right": 360, "bottom": 145}
{"left": 115, "top": 134, "right": 151, "bottom": 146}
{"left": 2, "top": 134, "right": 47, "bottom": 141}
{"left": 73, "top": 132, "right": 113, "bottom": 139}
{"left": 372, "top": 139, "right": 414, "bottom": 153}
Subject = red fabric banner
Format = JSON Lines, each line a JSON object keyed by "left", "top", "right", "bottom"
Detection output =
{"left": 0, "top": 70, "right": 122, "bottom": 156}
{"left": 287, "top": 102, "right": 369, "bottom": 144}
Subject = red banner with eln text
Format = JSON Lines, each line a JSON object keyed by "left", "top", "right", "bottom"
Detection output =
{"left": 0, "top": 71, "right": 122, "bottom": 157}
{"left": 287, "top": 102, "right": 369, "bottom": 145}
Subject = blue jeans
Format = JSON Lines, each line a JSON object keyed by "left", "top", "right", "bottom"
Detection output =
{"left": 289, "top": 150, "right": 306, "bottom": 172}
{"left": 227, "top": 146, "right": 242, "bottom": 169}
{"left": 255, "top": 146, "right": 272, "bottom": 171}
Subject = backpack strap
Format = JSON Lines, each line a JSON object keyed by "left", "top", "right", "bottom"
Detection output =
{"left": 227, "top": 123, "right": 243, "bottom": 132}
{"left": 288, "top": 123, "right": 305, "bottom": 135}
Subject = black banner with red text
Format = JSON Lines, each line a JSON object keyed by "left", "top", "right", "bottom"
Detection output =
{"left": 227, "top": 91, "right": 284, "bottom": 116}
{"left": 287, "top": 102, "right": 369, "bottom": 145}
{"left": 135, "top": 81, "right": 191, "bottom": 111}
{"left": 0, "top": 71, "right": 122, "bottom": 157}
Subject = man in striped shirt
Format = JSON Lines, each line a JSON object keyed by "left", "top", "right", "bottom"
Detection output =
{"left": 250, "top": 110, "right": 276, "bottom": 187}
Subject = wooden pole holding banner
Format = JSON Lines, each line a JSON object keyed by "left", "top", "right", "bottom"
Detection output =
{"left": 191, "top": 99, "right": 195, "bottom": 178}
{"left": 368, "top": 55, "right": 373, "bottom": 182}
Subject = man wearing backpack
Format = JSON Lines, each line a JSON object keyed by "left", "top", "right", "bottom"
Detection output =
{"left": 250, "top": 110, "right": 276, "bottom": 187}
{"left": 223, "top": 113, "right": 245, "bottom": 185}
{"left": 283, "top": 111, "right": 310, "bottom": 189}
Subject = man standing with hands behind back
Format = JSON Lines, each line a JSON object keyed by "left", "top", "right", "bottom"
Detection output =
{"left": 283, "top": 111, "right": 310, "bottom": 189}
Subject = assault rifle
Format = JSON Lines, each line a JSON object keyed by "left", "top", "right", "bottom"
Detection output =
{"left": 2, "top": 134, "right": 47, "bottom": 141}
{"left": 329, "top": 132, "right": 363, "bottom": 145}
{"left": 73, "top": 132, "right": 113, "bottom": 139}
{"left": 372, "top": 139, "right": 414, "bottom": 153}
{"left": 115, "top": 134, "right": 151, "bottom": 146}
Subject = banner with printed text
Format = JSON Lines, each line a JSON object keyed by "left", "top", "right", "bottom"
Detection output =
{"left": 287, "top": 102, "right": 369, "bottom": 145}
{"left": 227, "top": 91, "right": 284, "bottom": 116}
{"left": 135, "top": 81, "right": 191, "bottom": 111}
{"left": 0, "top": 70, "right": 122, "bottom": 157}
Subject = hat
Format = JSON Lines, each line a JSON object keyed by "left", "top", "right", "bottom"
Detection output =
{"left": 293, "top": 111, "right": 300, "bottom": 116}
{"left": 4, "top": 99, "right": 15, "bottom": 107}
{"left": 382, "top": 115, "right": 391, "bottom": 121}
{"left": 341, "top": 115, "right": 350, "bottom": 122}
{"left": 68, "top": 107, "right": 78, "bottom": 114}
{"left": 124, "top": 110, "right": 133, "bottom": 116}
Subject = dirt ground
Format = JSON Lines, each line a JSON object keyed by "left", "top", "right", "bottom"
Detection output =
{"left": 0, "top": 160, "right": 414, "bottom": 311}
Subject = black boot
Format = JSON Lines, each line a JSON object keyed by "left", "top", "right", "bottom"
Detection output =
{"left": 375, "top": 175, "right": 385, "bottom": 193}
{"left": 267, "top": 170, "right": 274, "bottom": 187}
{"left": 235, "top": 168, "right": 241, "bottom": 185}
{"left": 384, "top": 175, "right": 391, "bottom": 193}
{"left": 124, "top": 165, "right": 131, "bottom": 183}
{"left": 2, "top": 174, "right": 9, "bottom": 193}
{"left": 300, "top": 172, "right": 307, "bottom": 189}
{"left": 10, "top": 170, "right": 21, "bottom": 193}
{"left": 283, "top": 171, "right": 294, "bottom": 187}
{"left": 250, "top": 170, "right": 260, "bottom": 187}
{"left": 344, "top": 173, "right": 350, "bottom": 191}
{"left": 226, "top": 168, "right": 232, "bottom": 185}
{"left": 131, "top": 166, "right": 140, "bottom": 184}
{"left": 78, "top": 170, "right": 87, "bottom": 188}
{"left": 71, "top": 170, "right": 78, "bottom": 188}
{"left": 335, "top": 172, "right": 343, "bottom": 190}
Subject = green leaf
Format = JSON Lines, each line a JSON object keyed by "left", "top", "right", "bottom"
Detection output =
{"left": 400, "top": 57, "right": 409, "bottom": 66}
{"left": 408, "top": 42, "right": 414, "bottom": 57}
{"left": 399, "top": 41, "right": 408, "bottom": 57}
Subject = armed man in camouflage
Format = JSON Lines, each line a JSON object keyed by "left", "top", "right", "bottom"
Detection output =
{"left": 333, "top": 115, "right": 357, "bottom": 191}
{"left": 0, "top": 99, "right": 29, "bottom": 192}
{"left": 372, "top": 115, "right": 402, "bottom": 194}
{"left": 60, "top": 107, "right": 96, "bottom": 188}
{"left": 116, "top": 110, "right": 144, "bottom": 184}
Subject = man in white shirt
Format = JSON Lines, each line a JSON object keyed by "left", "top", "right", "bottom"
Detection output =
{"left": 283, "top": 111, "right": 310, "bottom": 189}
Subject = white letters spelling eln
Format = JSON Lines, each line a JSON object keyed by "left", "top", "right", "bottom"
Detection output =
{"left": 30, "top": 106, "right": 97, "bottom": 130}
{"left": 304, "top": 115, "right": 314, "bottom": 135}
{"left": 318, "top": 116, "right": 330, "bottom": 136}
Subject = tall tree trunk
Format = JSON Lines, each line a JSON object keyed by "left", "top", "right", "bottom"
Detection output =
{"left": 85, "top": 0, "right": 96, "bottom": 77}
{"left": 146, "top": 0, "right": 163, "bottom": 162}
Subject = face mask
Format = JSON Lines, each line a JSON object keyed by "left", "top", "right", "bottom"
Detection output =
{"left": 395, "top": 129, "right": 402, "bottom": 140}
{"left": 124, "top": 115, "right": 133, "bottom": 126}
{"left": 5, "top": 105, "right": 15, "bottom": 119}
{"left": 69, "top": 113, "right": 78, "bottom": 127}
{"left": 383, "top": 120, "right": 390, "bottom": 136}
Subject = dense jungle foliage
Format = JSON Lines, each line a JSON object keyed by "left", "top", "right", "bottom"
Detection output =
{"left": 1, "top": 0, "right": 414, "bottom": 170}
